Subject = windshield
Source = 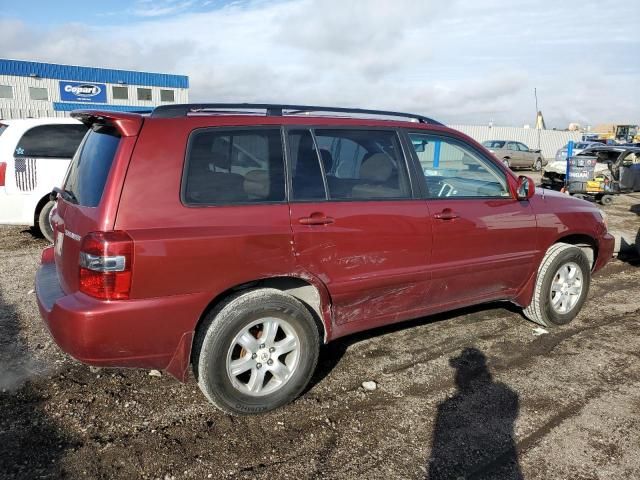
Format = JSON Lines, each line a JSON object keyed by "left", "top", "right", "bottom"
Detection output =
{"left": 64, "top": 125, "right": 120, "bottom": 207}
{"left": 482, "top": 141, "right": 505, "bottom": 149}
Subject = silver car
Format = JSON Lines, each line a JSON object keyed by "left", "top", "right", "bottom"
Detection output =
{"left": 554, "top": 141, "right": 603, "bottom": 162}
{"left": 482, "top": 140, "right": 546, "bottom": 171}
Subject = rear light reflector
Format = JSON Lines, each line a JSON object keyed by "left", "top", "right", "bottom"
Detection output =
{"left": 41, "top": 245, "right": 55, "bottom": 264}
{"left": 0, "top": 162, "right": 6, "bottom": 186}
{"left": 79, "top": 231, "right": 133, "bottom": 300}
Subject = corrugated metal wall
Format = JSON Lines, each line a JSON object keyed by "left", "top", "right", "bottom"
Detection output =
{"left": 0, "top": 74, "right": 189, "bottom": 119}
{"left": 448, "top": 125, "right": 583, "bottom": 160}
{"left": 0, "top": 59, "right": 188, "bottom": 88}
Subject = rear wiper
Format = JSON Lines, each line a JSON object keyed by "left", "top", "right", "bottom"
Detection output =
{"left": 51, "top": 187, "right": 78, "bottom": 204}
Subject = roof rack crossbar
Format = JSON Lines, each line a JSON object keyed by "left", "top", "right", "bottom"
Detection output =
{"left": 150, "top": 103, "right": 442, "bottom": 125}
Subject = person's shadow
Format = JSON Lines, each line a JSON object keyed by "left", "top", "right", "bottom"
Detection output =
{"left": 427, "top": 348, "right": 522, "bottom": 479}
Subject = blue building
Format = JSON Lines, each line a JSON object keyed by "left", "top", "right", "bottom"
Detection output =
{"left": 0, "top": 59, "right": 189, "bottom": 119}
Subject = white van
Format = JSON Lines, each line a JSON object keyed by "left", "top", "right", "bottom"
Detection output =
{"left": 0, "top": 118, "right": 88, "bottom": 241}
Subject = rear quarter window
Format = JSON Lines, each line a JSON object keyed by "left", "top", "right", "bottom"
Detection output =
{"left": 64, "top": 126, "right": 120, "bottom": 207}
{"left": 183, "top": 128, "right": 285, "bottom": 205}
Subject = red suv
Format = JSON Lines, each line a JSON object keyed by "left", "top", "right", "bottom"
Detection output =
{"left": 36, "top": 104, "right": 614, "bottom": 414}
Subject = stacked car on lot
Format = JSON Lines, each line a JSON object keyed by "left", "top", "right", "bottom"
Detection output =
{"left": 481, "top": 140, "right": 546, "bottom": 171}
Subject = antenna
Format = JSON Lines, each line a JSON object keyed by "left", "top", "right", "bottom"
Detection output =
{"left": 534, "top": 88, "right": 541, "bottom": 149}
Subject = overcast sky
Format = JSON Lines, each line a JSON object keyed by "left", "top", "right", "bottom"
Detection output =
{"left": 1, "top": 0, "right": 638, "bottom": 128}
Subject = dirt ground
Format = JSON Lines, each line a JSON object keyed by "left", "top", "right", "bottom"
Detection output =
{"left": 1, "top": 189, "right": 639, "bottom": 480}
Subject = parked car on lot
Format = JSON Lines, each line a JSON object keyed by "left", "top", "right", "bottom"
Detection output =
{"left": 554, "top": 141, "right": 602, "bottom": 162}
{"left": 0, "top": 118, "right": 88, "bottom": 241}
{"left": 36, "top": 104, "right": 614, "bottom": 415}
{"left": 481, "top": 140, "right": 546, "bottom": 170}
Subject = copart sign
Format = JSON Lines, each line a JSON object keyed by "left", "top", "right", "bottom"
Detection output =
{"left": 59, "top": 81, "right": 107, "bottom": 103}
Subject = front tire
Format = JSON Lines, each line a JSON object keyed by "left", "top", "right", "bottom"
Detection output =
{"left": 533, "top": 158, "right": 543, "bottom": 171}
{"left": 193, "top": 288, "right": 320, "bottom": 415}
{"left": 36, "top": 200, "right": 56, "bottom": 243}
{"left": 600, "top": 194, "right": 614, "bottom": 206}
{"left": 503, "top": 158, "right": 511, "bottom": 169}
{"left": 523, "top": 243, "right": 591, "bottom": 327}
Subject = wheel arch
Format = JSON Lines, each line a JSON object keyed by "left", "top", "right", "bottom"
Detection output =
{"left": 553, "top": 234, "right": 598, "bottom": 270}
{"left": 191, "top": 274, "right": 331, "bottom": 354}
{"left": 166, "top": 275, "right": 333, "bottom": 382}
{"left": 33, "top": 193, "right": 51, "bottom": 223}
{"left": 513, "top": 234, "right": 598, "bottom": 309}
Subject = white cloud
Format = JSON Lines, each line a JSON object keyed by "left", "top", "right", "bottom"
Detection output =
{"left": 0, "top": 0, "right": 638, "bottom": 127}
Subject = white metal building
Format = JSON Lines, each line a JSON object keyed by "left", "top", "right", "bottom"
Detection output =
{"left": 0, "top": 59, "right": 189, "bottom": 119}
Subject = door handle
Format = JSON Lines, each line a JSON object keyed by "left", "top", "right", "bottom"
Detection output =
{"left": 299, "top": 212, "right": 335, "bottom": 225}
{"left": 433, "top": 208, "right": 459, "bottom": 220}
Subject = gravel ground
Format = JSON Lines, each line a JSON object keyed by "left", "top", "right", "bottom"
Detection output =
{"left": 1, "top": 187, "right": 639, "bottom": 480}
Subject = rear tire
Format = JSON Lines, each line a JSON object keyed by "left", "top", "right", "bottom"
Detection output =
{"left": 523, "top": 243, "right": 591, "bottom": 327}
{"left": 193, "top": 288, "right": 320, "bottom": 415}
{"left": 36, "top": 200, "right": 55, "bottom": 243}
{"left": 600, "top": 194, "right": 614, "bottom": 206}
{"left": 503, "top": 158, "right": 511, "bottom": 169}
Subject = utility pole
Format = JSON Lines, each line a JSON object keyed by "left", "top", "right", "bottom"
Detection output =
{"left": 534, "top": 88, "right": 541, "bottom": 150}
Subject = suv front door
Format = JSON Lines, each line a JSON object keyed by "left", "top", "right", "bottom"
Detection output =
{"left": 407, "top": 131, "right": 538, "bottom": 308}
{"left": 287, "top": 128, "right": 433, "bottom": 335}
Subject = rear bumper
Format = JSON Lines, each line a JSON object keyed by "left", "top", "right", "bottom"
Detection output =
{"left": 35, "top": 257, "right": 202, "bottom": 380}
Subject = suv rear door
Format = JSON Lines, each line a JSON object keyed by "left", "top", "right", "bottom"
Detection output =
{"left": 52, "top": 113, "right": 142, "bottom": 294}
{"left": 287, "top": 127, "right": 432, "bottom": 332}
{"left": 517, "top": 142, "right": 535, "bottom": 167}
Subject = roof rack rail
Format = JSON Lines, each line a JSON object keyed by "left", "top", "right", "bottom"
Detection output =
{"left": 150, "top": 103, "right": 443, "bottom": 125}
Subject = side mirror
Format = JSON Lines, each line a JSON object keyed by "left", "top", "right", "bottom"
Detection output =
{"left": 516, "top": 175, "right": 535, "bottom": 200}
{"left": 412, "top": 140, "right": 426, "bottom": 152}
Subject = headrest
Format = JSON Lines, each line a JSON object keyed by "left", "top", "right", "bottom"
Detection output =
{"left": 360, "top": 153, "right": 393, "bottom": 182}
{"left": 244, "top": 170, "right": 269, "bottom": 199}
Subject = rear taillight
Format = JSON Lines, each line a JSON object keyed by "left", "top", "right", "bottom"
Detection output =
{"left": 0, "top": 162, "right": 6, "bottom": 186}
{"left": 79, "top": 231, "right": 133, "bottom": 300}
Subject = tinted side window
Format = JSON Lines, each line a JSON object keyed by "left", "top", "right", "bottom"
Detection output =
{"left": 409, "top": 133, "right": 510, "bottom": 199}
{"left": 0, "top": 85, "right": 13, "bottom": 99}
{"left": 64, "top": 126, "right": 120, "bottom": 207}
{"left": 112, "top": 86, "right": 128, "bottom": 100}
{"left": 314, "top": 130, "right": 410, "bottom": 200}
{"left": 184, "top": 128, "right": 285, "bottom": 205}
{"left": 137, "top": 88, "right": 152, "bottom": 101}
{"left": 15, "top": 124, "right": 88, "bottom": 158}
{"left": 289, "top": 129, "right": 326, "bottom": 201}
{"left": 160, "top": 89, "right": 175, "bottom": 102}
{"left": 29, "top": 87, "right": 48, "bottom": 101}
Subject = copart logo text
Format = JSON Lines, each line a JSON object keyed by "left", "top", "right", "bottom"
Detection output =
{"left": 64, "top": 84, "right": 102, "bottom": 97}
